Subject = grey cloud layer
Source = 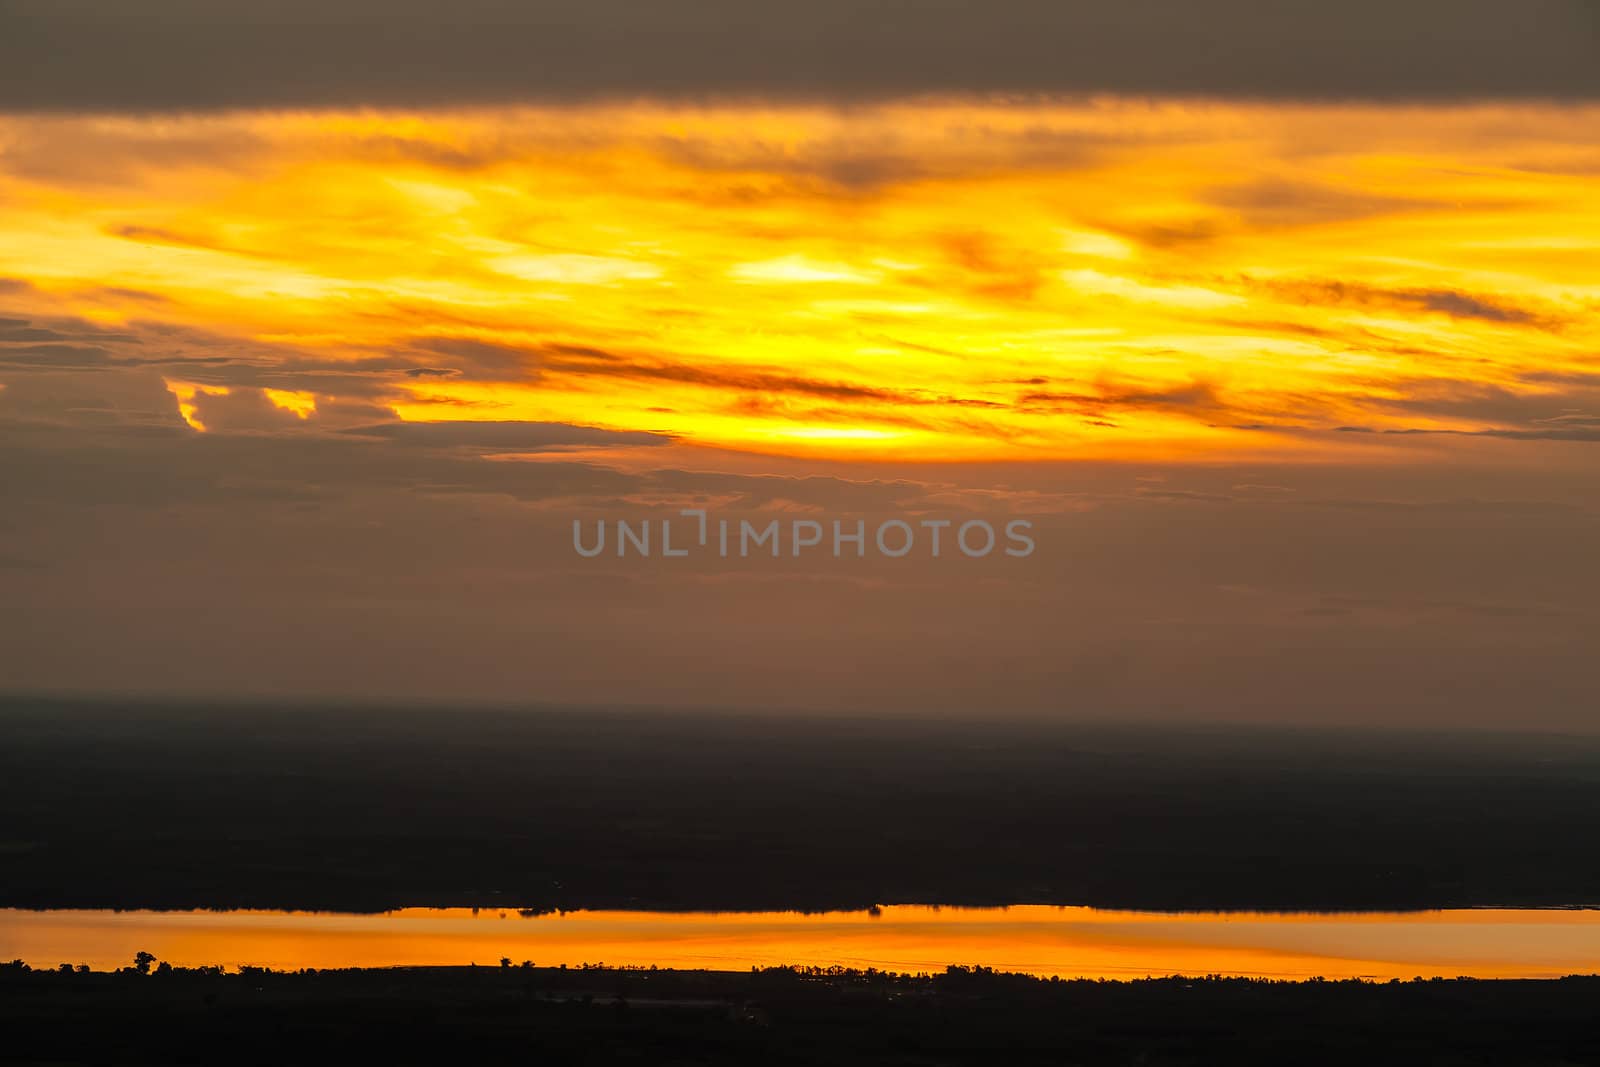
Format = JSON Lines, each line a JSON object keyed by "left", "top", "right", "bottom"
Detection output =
{"left": 2, "top": 0, "right": 1597, "bottom": 110}
{"left": 4, "top": 406, "right": 1599, "bottom": 726}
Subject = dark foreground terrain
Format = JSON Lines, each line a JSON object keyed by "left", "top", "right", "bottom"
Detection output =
{"left": 6, "top": 697, "right": 1600, "bottom": 912}
{"left": 5, "top": 960, "right": 1600, "bottom": 1066}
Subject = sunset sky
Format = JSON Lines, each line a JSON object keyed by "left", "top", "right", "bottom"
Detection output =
{"left": 3, "top": 2, "right": 1598, "bottom": 723}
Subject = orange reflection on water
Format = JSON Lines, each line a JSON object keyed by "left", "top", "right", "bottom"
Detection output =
{"left": 5, "top": 906, "right": 1600, "bottom": 980}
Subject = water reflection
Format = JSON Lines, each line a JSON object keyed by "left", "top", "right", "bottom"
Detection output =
{"left": 3, "top": 906, "right": 1599, "bottom": 980}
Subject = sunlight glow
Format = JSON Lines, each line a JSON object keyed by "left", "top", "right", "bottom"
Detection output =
{"left": 3, "top": 101, "right": 1596, "bottom": 459}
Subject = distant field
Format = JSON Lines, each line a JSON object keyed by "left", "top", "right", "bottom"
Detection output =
{"left": 6, "top": 962, "right": 1600, "bottom": 1066}
{"left": 5, "top": 697, "right": 1600, "bottom": 913}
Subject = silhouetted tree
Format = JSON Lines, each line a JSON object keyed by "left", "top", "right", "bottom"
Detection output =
{"left": 133, "top": 951, "right": 155, "bottom": 975}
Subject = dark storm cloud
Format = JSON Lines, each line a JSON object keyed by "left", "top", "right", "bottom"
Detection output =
{"left": 0, "top": 320, "right": 82, "bottom": 343}
{"left": 405, "top": 334, "right": 1002, "bottom": 410}
{"left": 1327, "top": 374, "right": 1600, "bottom": 441}
{"left": 0, "top": 313, "right": 524, "bottom": 398}
{"left": 0, "top": 343, "right": 120, "bottom": 369}
{"left": 1375, "top": 376, "right": 1600, "bottom": 425}
{"left": 346, "top": 420, "right": 670, "bottom": 450}
{"left": 1014, "top": 379, "right": 1227, "bottom": 418}
{"left": 1, "top": 0, "right": 1596, "bottom": 111}
{"left": 1248, "top": 278, "right": 1555, "bottom": 327}
{"left": 1202, "top": 179, "right": 1438, "bottom": 228}
{"left": 1340, "top": 424, "right": 1600, "bottom": 442}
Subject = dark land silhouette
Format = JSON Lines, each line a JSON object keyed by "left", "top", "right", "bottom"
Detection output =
{"left": 5, "top": 958, "right": 1600, "bottom": 1065}
{"left": 5, "top": 696, "right": 1600, "bottom": 913}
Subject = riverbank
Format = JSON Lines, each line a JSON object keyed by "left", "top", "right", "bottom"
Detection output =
{"left": 6, "top": 960, "right": 1600, "bottom": 1065}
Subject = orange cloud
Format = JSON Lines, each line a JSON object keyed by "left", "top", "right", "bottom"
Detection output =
{"left": 2, "top": 101, "right": 1597, "bottom": 460}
